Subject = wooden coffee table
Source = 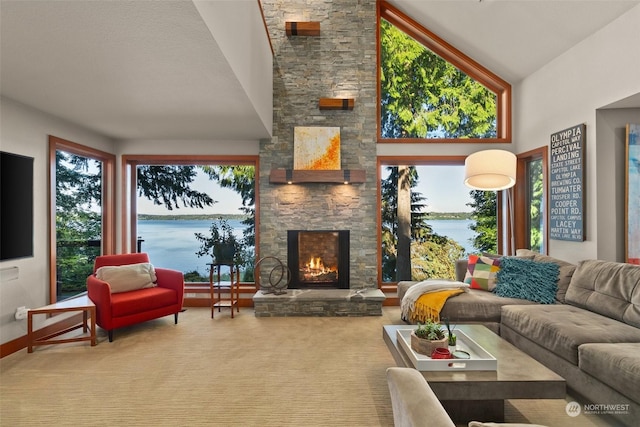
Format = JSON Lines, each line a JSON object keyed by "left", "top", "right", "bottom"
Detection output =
{"left": 383, "top": 324, "right": 565, "bottom": 423}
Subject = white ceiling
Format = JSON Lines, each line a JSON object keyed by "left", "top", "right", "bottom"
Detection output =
{"left": 1, "top": 0, "right": 639, "bottom": 141}
{"left": 389, "top": 0, "right": 639, "bottom": 84}
{"left": 0, "top": 0, "right": 269, "bottom": 141}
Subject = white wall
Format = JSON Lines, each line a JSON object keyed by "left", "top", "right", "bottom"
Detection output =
{"left": 513, "top": 5, "right": 640, "bottom": 263}
{"left": 595, "top": 108, "right": 640, "bottom": 261}
{"left": 193, "top": 0, "right": 273, "bottom": 137}
{"left": 0, "top": 97, "right": 114, "bottom": 344}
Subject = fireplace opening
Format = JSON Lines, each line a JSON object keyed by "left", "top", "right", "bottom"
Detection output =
{"left": 287, "top": 230, "right": 349, "bottom": 289}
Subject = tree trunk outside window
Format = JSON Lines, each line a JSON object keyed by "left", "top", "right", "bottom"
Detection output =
{"left": 396, "top": 165, "right": 412, "bottom": 280}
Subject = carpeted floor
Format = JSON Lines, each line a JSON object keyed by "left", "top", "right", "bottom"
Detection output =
{"left": 0, "top": 307, "right": 618, "bottom": 426}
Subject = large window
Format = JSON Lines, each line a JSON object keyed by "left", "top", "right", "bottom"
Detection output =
{"left": 378, "top": 157, "right": 498, "bottom": 283}
{"left": 49, "top": 136, "right": 115, "bottom": 302}
{"left": 515, "top": 147, "right": 548, "bottom": 253}
{"left": 377, "top": 1, "right": 511, "bottom": 143}
{"left": 123, "top": 156, "right": 258, "bottom": 283}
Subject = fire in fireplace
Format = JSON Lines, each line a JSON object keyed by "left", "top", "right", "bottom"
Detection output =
{"left": 287, "top": 230, "right": 349, "bottom": 289}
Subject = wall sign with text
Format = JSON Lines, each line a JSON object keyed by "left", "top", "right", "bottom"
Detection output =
{"left": 550, "top": 124, "right": 586, "bottom": 241}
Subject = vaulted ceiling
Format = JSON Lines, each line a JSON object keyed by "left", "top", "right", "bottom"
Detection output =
{"left": 1, "top": 0, "right": 638, "bottom": 141}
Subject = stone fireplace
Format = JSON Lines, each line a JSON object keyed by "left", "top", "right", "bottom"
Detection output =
{"left": 287, "top": 230, "right": 349, "bottom": 289}
{"left": 258, "top": 1, "right": 378, "bottom": 295}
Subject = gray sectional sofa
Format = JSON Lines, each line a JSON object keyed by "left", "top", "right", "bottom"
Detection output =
{"left": 397, "top": 250, "right": 640, "bottom": 426}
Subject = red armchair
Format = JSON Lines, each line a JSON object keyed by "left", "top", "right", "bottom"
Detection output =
{"left": 87, "top": 253, "right": 184, "bottom": 342}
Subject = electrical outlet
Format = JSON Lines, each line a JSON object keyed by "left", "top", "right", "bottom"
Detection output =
{"left": 15, "top": 306, "right": 28, "bottom": 321}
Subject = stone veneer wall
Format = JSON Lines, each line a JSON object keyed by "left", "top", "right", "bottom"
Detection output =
{"left": 260, "top": 0, "right": 378, "bottom": 289}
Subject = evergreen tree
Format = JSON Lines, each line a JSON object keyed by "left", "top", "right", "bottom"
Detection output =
{"left": 379, "top": 19, "right": 497, "bottom": 139}
{"left": 136, "top": 165, "right": 214, "bottom": 210}
{"left": 55, "top": 151, "right": 102, "bottom": 297}
{"left": 201, "top": 165, "right": 256, "bottom": 280}
{"left": 528, "top": 160, "right": 544, "bottom": 251}
{"left": 467, "top": 190, "right": 497, "bottom": 253}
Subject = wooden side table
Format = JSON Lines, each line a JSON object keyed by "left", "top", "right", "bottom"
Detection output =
{"left": 28, "top": 294, "right": 96, "bottom": 352}
{"left": 208, "top": 262, "right": 240, "bottom": 318}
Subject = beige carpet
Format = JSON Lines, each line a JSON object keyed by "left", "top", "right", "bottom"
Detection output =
{"left": 0, "top": 307, "right": 618, "bottom": 426}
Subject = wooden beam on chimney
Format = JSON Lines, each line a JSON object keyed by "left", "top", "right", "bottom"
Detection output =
{"left": 319, "top": 98, "right": 355, "bottom": 110}
{"left": 269, "top": 169, "right": 366, "bottom": 184}
{"left": 285, "top": 21, "right": 321, "bottom": 37}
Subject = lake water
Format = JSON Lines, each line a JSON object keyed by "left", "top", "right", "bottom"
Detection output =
{"left": 137, "top": 218, "right": 477, "bottom": 274}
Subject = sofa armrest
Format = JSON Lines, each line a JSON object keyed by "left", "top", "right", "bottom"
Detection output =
{"left": 456, "top": 259, "right": 468, "bottom": 282}
{"left": 386, "top": 367, "right": 455, "bottom": 427}
{"left": 155, "top": 267, "right": 185, "bottom": 305}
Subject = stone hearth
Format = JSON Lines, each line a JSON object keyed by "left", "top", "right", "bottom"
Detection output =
{"left": 253, "top": 289, "right": 385, "bottom": 317}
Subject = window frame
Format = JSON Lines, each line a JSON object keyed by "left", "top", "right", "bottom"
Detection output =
{"left": 121, "top": 155, "right": 260, "bottom": 271}
{"left": 377, "top": 1, "right": 512, "bottom": 143}
{"left": 48, "top": 135, "right": 115, "bottom": 303}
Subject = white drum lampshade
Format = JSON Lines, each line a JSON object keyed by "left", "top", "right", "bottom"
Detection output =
{"left": 464, "top": 149, "right": 517, "bottom": 191}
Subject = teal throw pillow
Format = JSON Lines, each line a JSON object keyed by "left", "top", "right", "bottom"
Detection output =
{"left": 494, "top": 257, "right": 559, "bottom": 304}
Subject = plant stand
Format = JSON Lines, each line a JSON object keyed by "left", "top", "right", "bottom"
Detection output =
{"left": 208, "top": 262, "right": 240, "bottom": 319}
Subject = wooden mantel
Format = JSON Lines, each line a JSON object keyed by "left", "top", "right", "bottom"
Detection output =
{"left": 269, "top": 169, "right": 366, "bottom": 184}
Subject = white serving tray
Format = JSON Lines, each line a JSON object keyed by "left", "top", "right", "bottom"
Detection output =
{"left": 396, "top": 328, "right": 497, "bottom": 371}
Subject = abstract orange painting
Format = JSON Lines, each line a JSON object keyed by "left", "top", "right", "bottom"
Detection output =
{"left": 294, "top": 127, "right": 340, "bottom": 170}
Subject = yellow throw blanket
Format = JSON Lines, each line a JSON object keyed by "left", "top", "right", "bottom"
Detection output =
{"left": 409, "top": 289, "right": 464, "bottom": 323}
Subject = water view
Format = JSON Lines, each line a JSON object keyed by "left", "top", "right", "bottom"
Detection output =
{"left": 137, "top": 218, "right": 477, "bottom": 275}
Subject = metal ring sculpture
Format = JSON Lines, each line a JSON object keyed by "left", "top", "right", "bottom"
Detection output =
{"left": 254, "top": 256, "right": 290, "bottom": 295}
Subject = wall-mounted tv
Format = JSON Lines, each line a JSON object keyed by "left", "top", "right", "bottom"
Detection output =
{"left": 1, "top": 151, "right": 34, "bottom": 261}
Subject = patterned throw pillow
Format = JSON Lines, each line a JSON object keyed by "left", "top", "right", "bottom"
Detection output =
{"left": 463, "top": 254, "right": 501, "bottom": 291}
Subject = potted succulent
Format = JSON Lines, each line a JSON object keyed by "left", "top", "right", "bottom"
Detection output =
{"left": 195, "top": 217, "right": 243, "bottom": 265}
{"left": 410, "top": 319, "right": 448, "bottom": 356}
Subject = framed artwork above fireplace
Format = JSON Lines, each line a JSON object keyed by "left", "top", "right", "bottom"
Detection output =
{"left": 294, "top": 126, "right": 341, "bottom": 170}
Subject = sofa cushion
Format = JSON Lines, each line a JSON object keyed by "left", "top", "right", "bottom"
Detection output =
{"left": 516, "top": 249, "right": 576, "bottom": 303}
{"left": 464, "top": 254, "right": 502, "bottom": 291}
{"left": 501, "top": 304, "right": 640, "bottom": 365}
{"left": 565, "top": 259, "right": 640, "bottom": 328}
{"left": 398, "top": 282, "right": 538, "bottom": 324}
{"left": 96, "top": 262, "right": 157, "bottom": 294}
{"left": 111, "top": 287, "right": 177, "bottom": 318}
{"left": 439, "top": 289, "right": 538, "bottom": 323}
{"left": 578, "top": 343, "right": 640, "bottom": 404}
{"left": 494, "top": 257, "right": 558, "bottom": 304}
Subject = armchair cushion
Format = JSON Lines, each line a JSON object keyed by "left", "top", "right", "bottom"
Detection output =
{"left": 111, "top": 287, "right": 177, "bottom": 317}
{"left": 96, "top": 262, "right": 157, "bottom": 293}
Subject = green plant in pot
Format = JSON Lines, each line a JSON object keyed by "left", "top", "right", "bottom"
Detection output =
{"left": 195, "top": 217, "right": 243, "bottom": 265}
{"left": 410, "top": 319, "right": 448, "bottom": 356}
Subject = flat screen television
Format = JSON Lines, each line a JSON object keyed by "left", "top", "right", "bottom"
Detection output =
{"left": 1, "top": 151, "right": 34, "bottom": 261}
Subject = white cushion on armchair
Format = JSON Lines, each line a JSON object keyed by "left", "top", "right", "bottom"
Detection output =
{"left": 96, "top": 262, "right": 157, "bottom": 293}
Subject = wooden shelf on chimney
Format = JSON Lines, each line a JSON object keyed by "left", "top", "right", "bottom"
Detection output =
{"left": 319, "top": 98, "right": 354, "bottom": 110}
{"left": 269, "top": 169, "right": 366, "bottom": 184}
{"left": 285, "top": 22, "right": 320, "bottom": 37}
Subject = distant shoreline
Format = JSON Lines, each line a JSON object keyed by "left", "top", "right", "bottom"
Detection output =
{"left": 137, "top": 213, "right": 248, "bottom": 221}
{"left": 137, "top": 212, "right": 472, "bottom": 221}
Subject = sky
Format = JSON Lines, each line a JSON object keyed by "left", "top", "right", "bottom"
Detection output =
{"left": 137, "top": 165, "right": 473, "bottom": 215}
{"left": 137, "top": 170, "right": 244, "bottom": 215}
{"left": 413, "top": 165, "right": 473, "bottom": 213}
